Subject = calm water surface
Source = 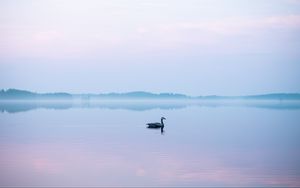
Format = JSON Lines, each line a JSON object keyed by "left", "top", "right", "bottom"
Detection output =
{"left": 0, "top": 101, "right": 300, "bottom": 187}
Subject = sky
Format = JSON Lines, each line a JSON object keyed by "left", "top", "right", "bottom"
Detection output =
{"left": 0, "top": 0, "right": 299, "bottom": 95}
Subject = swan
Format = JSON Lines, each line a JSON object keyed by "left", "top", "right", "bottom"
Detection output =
{"left": 147, "top": 117, "right": 166, "bottom": 128}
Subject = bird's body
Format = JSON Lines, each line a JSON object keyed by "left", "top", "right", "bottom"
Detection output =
{"left": 147, "top": 117, "right": 166, "bottom": 128}
{"left": 147, "top": 122, "right": 163, "bottom": 128}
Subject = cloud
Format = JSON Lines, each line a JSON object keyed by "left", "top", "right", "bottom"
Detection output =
{"left": 263, "top": 15, "right": 300, "bottom": 27}
{"left": 34, "top": 30, "right": 63, "bottom": 43}
{"left": 156, "top": 14, "right": 300, "bottom": 36}
{"left": 130, "top": 14, "right": 300, "bottom": 53}
{"left": 1, "top": 12, "right": 300, "bottom": 59}
{"left": 287, "top": 0, "right": 300, "bottom": 4}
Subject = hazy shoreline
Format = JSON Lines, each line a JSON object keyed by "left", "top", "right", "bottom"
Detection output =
{"left": 1, "top": 89, "right": 300, "bottom": 101}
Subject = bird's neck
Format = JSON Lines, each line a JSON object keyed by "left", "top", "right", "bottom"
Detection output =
{"left": 161, "top": 119, "right": 164, "bottom": 126}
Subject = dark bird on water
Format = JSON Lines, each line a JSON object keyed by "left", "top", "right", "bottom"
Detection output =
{"left": 147, "top": 117, "right": 166, "bottom": 128}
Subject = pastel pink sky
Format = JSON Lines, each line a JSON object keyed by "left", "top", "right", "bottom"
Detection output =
{"left": 0, "top": 0, "right": 300, "bottom": 95}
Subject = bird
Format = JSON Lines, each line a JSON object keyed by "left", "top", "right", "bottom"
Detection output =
{"left": 147, "top": 117, "right": 166, "bottom": 128}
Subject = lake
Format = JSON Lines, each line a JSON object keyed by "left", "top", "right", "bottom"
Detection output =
{"left": 0, "top": 100, "right": 300, "bottom": 187}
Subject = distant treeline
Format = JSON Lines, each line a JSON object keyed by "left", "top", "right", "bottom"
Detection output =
{"left": 197, "top": 94, "right": 300, "bottom": 100}
{"left": 0, "top": 89, "right": 72, "bottom": 100}
{"left": 1, "top": 89, "right": 300, "bottom": 100}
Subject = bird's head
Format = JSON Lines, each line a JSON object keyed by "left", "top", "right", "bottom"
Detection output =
{"left": 161, "top": 117, "right": 166, "bottom": 120}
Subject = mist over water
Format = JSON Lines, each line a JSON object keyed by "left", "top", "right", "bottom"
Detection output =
{"left": 1, "top": 99, "right": 300, "bottom": 113}
{"left": 0, "top": 101, "right": 299, "bottom": 187}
